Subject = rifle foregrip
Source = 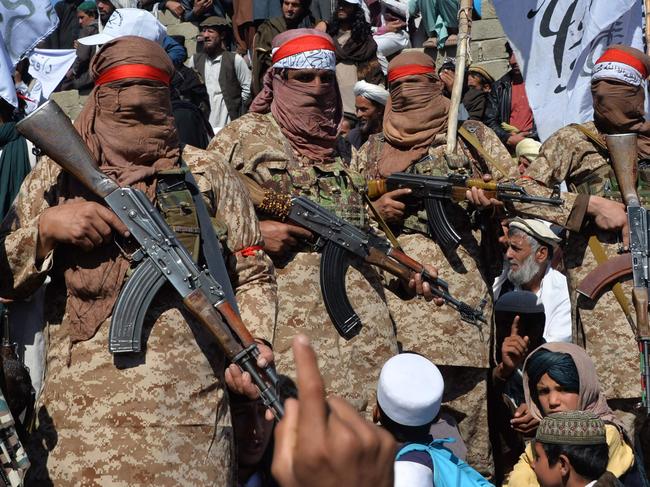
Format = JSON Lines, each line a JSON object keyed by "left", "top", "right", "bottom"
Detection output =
{"left": 16, "top": 101, "right": 119, "bottom": 198}
{"left": 215, "top": 301, "right": 255, "bottom": 348}
{"left": 183, "top": 289, "right": 244, "bottom": 359}
{"left": 466, "top": 180, "right": 498, "bottom": 191}
{"left": 366, "top": 179, "right": 388, "bottom": 199}
{"left": 633, "top": 287, "right": 650, "bottom": 339}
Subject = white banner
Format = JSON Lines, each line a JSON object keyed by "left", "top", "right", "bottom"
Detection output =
{"left": 0, "top": 0, "right": 58, "bottom": 106}
{"left": 493, "top": 0, "right": 643, "bottom": 141}
{"left": 28, "top": 49, "right": 76, "bottom": 99}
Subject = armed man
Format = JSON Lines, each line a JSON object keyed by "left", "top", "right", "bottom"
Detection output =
{"left": 471, "top": 44, "right": 650, "bottom": 437}
{"left": 208, "top": 29, "right": 440, "bottom": 415}
{"left": 0, "top": 36, "right": 277, "bottom": 485}
{"left": 353, "top": 50, "right": 518, "bottom": 474}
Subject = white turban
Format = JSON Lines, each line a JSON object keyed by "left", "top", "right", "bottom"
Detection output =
{"left": 353, "top": 80, "right": 389, "bottom": 106}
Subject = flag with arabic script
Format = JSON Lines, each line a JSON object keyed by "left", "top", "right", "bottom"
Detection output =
{"left": 493, "top": 0, "right": 643, "bottom": 141}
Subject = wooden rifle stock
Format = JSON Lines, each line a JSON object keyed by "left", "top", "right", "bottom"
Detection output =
{"left": 576, "top": 254, "right": 632, "bottom": 300}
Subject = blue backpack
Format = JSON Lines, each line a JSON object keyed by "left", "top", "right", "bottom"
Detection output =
{"left": 396, "top": 439, "right": 494, "bottom": 487}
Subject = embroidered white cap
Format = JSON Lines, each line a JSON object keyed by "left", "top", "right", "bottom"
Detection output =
{"left": 79, "top": 8, "right": 167, "bottom": 46}
{"left": 377, "top": 353, "right": 444, "bottom": 427}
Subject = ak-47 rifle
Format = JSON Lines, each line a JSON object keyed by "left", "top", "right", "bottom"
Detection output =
{"left": 366, "top": 172, "right": 563, "bottom": 249}
{"left": 577, "top": 133, "right": 650, "bottom": 415}
{"left": 239, "top": 176, "right": 487, "bottom": 339}
{"left": 16, "top": 101, "right": 284, "bottom": 419}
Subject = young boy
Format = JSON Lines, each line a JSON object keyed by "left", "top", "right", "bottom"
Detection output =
{"left": 532, "top": 411, "right": 614, "bottom": 487}
{"left": 374, "top": 353, "right": 490, "bottom": 486}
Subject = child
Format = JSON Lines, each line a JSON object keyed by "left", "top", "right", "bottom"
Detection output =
{"left": 374, "top": 353, "right": 492, "bottom": 486}
{"left": 532, "top": 411, "right": 614, "bottom": 487}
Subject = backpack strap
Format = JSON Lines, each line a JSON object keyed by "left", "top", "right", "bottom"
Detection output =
{"left": 396, "top": 440, "right": 494, "bottom": 487}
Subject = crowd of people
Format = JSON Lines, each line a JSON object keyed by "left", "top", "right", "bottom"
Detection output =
{"left": 0, "top": 0, "right": 650, "bottom": 486}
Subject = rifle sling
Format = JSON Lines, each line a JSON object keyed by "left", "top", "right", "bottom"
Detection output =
{"left": 180, "top": 160, "right": 240, "bottom": 315}
{"left": 362, "top": 191, "right": 402, "bottom": 251}
{"left": 457, "top": 125, "right": 510, "bottom": 179}
{"left": 569, "top": 123, "right": 608, "bottom": 152}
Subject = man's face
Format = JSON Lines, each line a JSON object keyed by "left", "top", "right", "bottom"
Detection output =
{"left": 283, "top": 0, "right": 304, "bottom": 22}
{"left": 355, "top": 96, "right": 383, "bottom": 135}
{"left": 509, "top": 50, "right": 521, "bottom": 76}
{"left": 337, "top": 0, "right": 356, "bottom": 21}
{"left": 201, "top": 26, "right": 223, "bottom": 52}
{"left": 77, "top": 11, "right": 94, "bottom": 27}
{"left": 287, "top": 68, "right": 335, "bottom": 86}
{"left": 506, "top": 232, "right": 544, "bottom": 287}
{"left": 532, "top": 441, "right": 564, "bottom": 487}
{"left": 97, "top": 0, "right": 114, "bottom": 24}
{"left": 535, "top": 373, "right": 580, "bottom": 416}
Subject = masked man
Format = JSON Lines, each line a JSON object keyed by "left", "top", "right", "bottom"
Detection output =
{"left": 209, "top": 29, "right": 437, "bottom": 414}
{"left": 0, "top": 36, "right": 276, "bottom": 485}
{"left": 353, "top": 51, "right": 518, "bottom": 474}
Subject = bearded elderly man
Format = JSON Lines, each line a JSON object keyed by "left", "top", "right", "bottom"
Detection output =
{"left": 0, "top": 36, "right": 276, "bottom": 485}
{"left": 353, "top": 51, "right": 519, "bottom": 474}
{"left": 208, "top": 29, "right": 438, "bottom": 414}
{"left": 348, "top": 80, "right": 389, "bottom": 151}
{"left": 493, "top": 218, "right": 571, "bottom": 344}
{"left": 479, "top": 44, "right": 650, "bottom": 437}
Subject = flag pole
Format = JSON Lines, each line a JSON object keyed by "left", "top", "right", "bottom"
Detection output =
{"left": 645, "top": 0, "right": 650, "bottom": 54}
{"left": 445, "top": 0, "right": 473, "bottom": 156}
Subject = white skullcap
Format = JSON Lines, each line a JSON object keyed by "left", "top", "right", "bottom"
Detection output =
{"left": 377, "top": 353, "right": 444, "bottom": 427}
{"left": 353, "top": 80, "right": 389, "bottom": 106}
{"left": 508, "top": 217, "right": 562, "bottom": 246}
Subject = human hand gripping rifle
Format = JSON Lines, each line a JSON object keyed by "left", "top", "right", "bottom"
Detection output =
{"left": 577, "top": 133, "right": 650, "bottom": 416}
{"left": 239, "top": 176, "right": 486, "bottom": 339}
{"left": 366, "top": 172, "right": 563, "bottom": 249}
{"left": 16, "top": 101, "right": 284, "bottom": 419}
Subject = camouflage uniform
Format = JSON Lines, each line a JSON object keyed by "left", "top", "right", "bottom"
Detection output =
{"left": 511, "top": 122, "right": 642, "bottom": 434}
{"left": 208, "top": 112, "right": 398, "bottom": 414}
{"left": 0, "top": 145, "right": 277, "bottom": 486}
{"left": 353, "top": 120, "right": 518, "bottom": 473}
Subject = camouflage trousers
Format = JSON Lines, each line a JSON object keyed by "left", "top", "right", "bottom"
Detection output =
{"left": 26, "top": 290, "right": 234, "bottom": 486}
{"left": 272, "top": 251, "right": 398, "bottom": 416}
{"left": 383, "top": 234, "right": 494, "bottom": 474}
{"left": 438, "top": 366, "right": 493, "bottom": 476}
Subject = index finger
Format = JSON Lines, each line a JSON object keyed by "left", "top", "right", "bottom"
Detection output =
{"left": 510, "top": 315, "right": 520, "bottom": 336}
{"left": 286, "top": 223, "right": 313, "bottom": 239}
{"left": 95, "top": 205, "right": 130, "bottom": 237}
{"left": 386, "top": 188, "right": 412, "bottom": 199}
{"left": 292, "top": 334, "right": 328, "bottom": 440}
{"left": 621, "top": 218, "right": 630, "bottom": 250}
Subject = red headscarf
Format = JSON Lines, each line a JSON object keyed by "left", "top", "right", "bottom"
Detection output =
{"left": 249, "top": 29, "right": 342, "bottom": 163}
{"left": 63, "top": 36, "right": 179, "bottom": 343}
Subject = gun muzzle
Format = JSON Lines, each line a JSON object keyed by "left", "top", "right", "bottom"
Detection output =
{"left": 606, "top": 133, "right": 639, "bottom": 207}
{"left": 17, "top": 100, "right": 118, "bottom": 199}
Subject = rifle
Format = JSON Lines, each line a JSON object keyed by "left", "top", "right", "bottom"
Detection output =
{"left": 16, "top": 101, "right": 284, "bottom": 419}
{"left": 239, "top": 175, "right": 487, "bottom": 339}
{"left": 577, "top": 133, "right": 650, "bottom": 415}
{"left": 366, "top": 171, "right": 563, "bottom": 249}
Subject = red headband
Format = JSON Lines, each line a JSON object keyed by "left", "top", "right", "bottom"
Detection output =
{"left": 388, "top": 64, "right": 436, "bottom": 83}
{"left": 272, "top": 35, "right": 335, "bottom": 64}
{"left": 596, "top": 48, "right": 647, "bottom": 78}
{"left": 95, "top": 64, "right": 171, "bottom": 86}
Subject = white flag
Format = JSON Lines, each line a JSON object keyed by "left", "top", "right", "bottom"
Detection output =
{"left": 28, "top": 49, "right": 77, "bottom": 99}
{"left": 493, "top": 0, "right": 643, "bottom": 141}
{"left": 0, "top": 0, "right": 58, "bottom": 107}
